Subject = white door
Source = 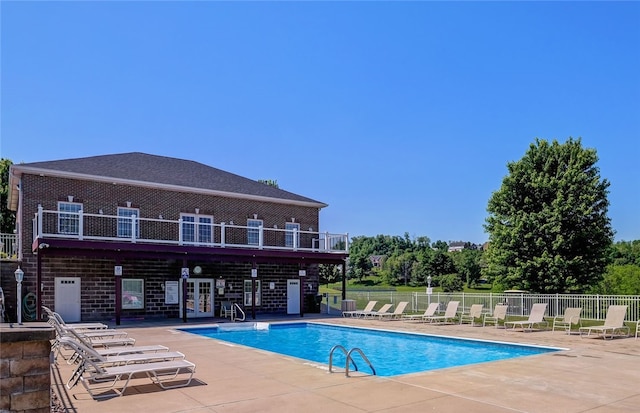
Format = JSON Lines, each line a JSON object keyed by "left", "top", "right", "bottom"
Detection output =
{"left": 180, "top": 279, "right": 213, "bottom": 318}
{"left": 55, "top": 277, "right": 81, "bottom": 322}
{"left": 287, "top": 279, "right": 300, "bottom": 314}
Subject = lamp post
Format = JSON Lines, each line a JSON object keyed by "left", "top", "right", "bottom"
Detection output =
{"left": 426, "top": 275, "right": 432, "bottom": 306}
{"left": 14, "top": 267, "right": 24, "bottom": 325}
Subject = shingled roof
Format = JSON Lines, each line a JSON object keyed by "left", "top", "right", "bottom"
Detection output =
{"left": 9, "top": 152, "right": 326, "bottom": 209}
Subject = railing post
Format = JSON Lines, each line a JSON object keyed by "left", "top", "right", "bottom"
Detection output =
{"left": 131, "top": 214, "right": 137, "bottom": 243}
{"left": 37, "top": 204, "right": 44, "bottom": 238}
{"left": 178, "top": 217, "right": 183, "bottom": 246}
{"left": 258, "top": 225, "right": 264, "bottom": 250}
{"left": 220, "top": 222, "right": 226, "bottom": 247}
{"left": 293, "top": 228, "right": 298, "bottom": 251}
{"left": 324, "top": 232, "right": 329, "bottom": 251}
{"left": 78, "top": 209, "right": 84, "bottom": 240}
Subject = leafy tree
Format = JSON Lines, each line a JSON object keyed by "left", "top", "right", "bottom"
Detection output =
{"left": 610, "top": 240, "right": 640, "bottom": 267}
{"left": 382, "top": 252, "right": 416, "bottom": 286}
{"left": 257, "top": 179, "right": 279, "bottom": 188}
{"left": 439, "top": 273, "right": 464, "bottom": 292}
{"left": 484, "top": 138, "right": 613, "bottom": 293}
{"left": 318, "top": 264, "right": 342, "bottom": 286}
{"left": 593, "top": 265, "right": 640, "bottom": 295}
{"left": 0, "top": 158, "right": 15, "bottom": 233}
{"left": 452, "top": 249, "right": 483, "bottom": 288}
{"left": 347, "top": 252, "right": 372, "bottom": 282}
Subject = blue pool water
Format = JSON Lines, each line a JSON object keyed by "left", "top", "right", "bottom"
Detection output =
{"left": 181, "top": 322, "right": 560, "bottom": 376}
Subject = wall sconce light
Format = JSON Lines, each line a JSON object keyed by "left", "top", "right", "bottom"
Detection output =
{"left": 253, "top": 214, "right": 258, "bottom": 219}
{"left": 195, "top": 208, "right": 199, "bottom": 214}
{"left": 159, "top": 214, "right": 163, "bottom": 219}
{"left": 126, "top": 201, "right": 132, "bottom": 207}
{"left": 161, "top": 282, "right": 165, "bottom": 291}
{"left": 308, "top": 227, "right": 313, "bottom": 231}
{"left": 67, "top": 195, "right": 74, "bottom": 202}
{"left": 99, "top": 209, "right": 104, "bottom": 215}
{"left": 273, "top": 225, "right": 278, "bottom": 229}
{"left": 291, "top": 217, "right": 295, "bottom": 222}
{"left": 229, "top": 221, "right": 234, "bottom": 225}
{"left": 15, "top": 266, "right": 24, "bottom": 325}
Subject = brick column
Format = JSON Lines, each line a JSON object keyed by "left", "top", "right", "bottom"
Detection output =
{"left": 0, "top": 323, "right": 56, "bottom": 413}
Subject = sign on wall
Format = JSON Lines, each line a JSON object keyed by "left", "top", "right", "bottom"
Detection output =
{"left": 165, "top": 281, "right": 179, "bottom": 305}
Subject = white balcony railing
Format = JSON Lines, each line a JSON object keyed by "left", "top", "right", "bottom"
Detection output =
{"left": 0, "top": 233, "right": 18, "bottom": 259}
{"left": 32, "top": 206, "right": 349, "bottom": 254}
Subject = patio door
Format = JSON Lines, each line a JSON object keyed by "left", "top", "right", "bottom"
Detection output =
{"left": 180, "top": 278, "right": 213, "bottom": 318}
{"left": 287, "top": 279, "right": 300, "bottom": 314}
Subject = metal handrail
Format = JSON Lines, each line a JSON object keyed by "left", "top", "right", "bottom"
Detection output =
{"left": 329, "top": 345, "right": 376, "bottom": 377}
{"left": 232, "top": 303, "right": 245, "bottom": 322}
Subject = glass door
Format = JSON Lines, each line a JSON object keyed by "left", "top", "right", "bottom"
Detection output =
{"left": 181, "top": 278, "right": 213, "bottom": 318}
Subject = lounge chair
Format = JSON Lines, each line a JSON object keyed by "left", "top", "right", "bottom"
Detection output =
{"left": 364, "top": 303, "right": 393, "bottom": 318}
{"left": 57, "top": 337, "right": 196, "bottom": 399}
{"left": 552, "top": 307, "right": 582, "bottom": 334}
{"left": 636, "top": 319, "right": 639, "bottom": 340}
{"left": 377, "top": 301, "right": 409, "bottom": 320}
{"left": 403, "top": 303, "right": 439, "bottom": 322}
{"left": 459, "top": 304, "right": 484, "bottom": 326}
{"left": 43, "top": 306, "right": 108, "bottom": 330}
{"left": 483, "top": 304, "right": 508, "bottom": 328}
{"left": 579, "top": 305, "right": 630, "bottom": 340}
{"left": 424, "top": 301, "right": 459, "bottom": 324}
{"left": 342, "top": 300, "right": 377, "bottom": 318}
{"left": 505, "top": 303, "right": 548, "bottom": 332}
{"left": 59, "top": 337, "right": 186, "bottom": 390}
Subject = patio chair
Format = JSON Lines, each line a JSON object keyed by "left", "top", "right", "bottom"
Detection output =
{"left": 220, "top": 301, "right": 233, "bottom": 318}
{"left": 57, "top": 337, "right": 196, "bottom": 399}
{"left": 505, "top": 303, "right": 548, "bottom": 332}
{"left": 636, "top": 319, "right": 639, "bottom": 340}
{"left": 364, "top": 303, "right": 393, "bottom": 318}
{"left": 59, "top": 337, "right": 186, "bottom": 390}
{"left": 579, "top": 305, "right": 630, "bottom": 340}
{"left": 342, "top": 300, "right": 377, "bottom": 318}
{"left": 552, "top": 307, "right": 582, "bottom": 334}
{"left": 483, "top": 304, "right": 508, "bottom": 328}
{"left": 424, "top": 301, "right": 459, "bottom": 324}
{"left": 43, "top": 306, "right": 108, "bottom": 330}
{"left": 377, "top": 301, "right": 409, "bottom": 320}
{"left": 50, "top": 320, "right": 136, "bottom": 362}
{"left": 459, "top": 304, "right": 484, "bottom": 326}
{"left": 403, "top": 302, "right": 439, "bottom": 322}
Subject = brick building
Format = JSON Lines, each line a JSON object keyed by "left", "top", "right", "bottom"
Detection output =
{"left": 6, "top": 153, "right": 348, "bottom": 323}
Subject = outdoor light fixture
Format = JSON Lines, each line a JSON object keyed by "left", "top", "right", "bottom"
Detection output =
{"left": 14, "top": 266, "right": 24, "bottom": 325}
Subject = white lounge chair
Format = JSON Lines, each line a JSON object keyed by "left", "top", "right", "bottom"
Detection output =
{"left": 425, "top": 301, "right": 459, "bottom": 324}
{"left": 636, "top": 319, "right": 639, "bottom": 340}
{"left": 579, "top": 305, "right": 630, "bottom": 340}
{"left": 403, "top": 303, "right": 439, "bottom": 322}
{"left": 459, "top": 304, "right": 484, "bottom": 326}
{"left": 342, "top": 300, "right": 377, "bottom": 318}
{"left": 483, "top": 304, "right": 508, "bottom": 328}
{"left": 57, "top": 337, "right": 196, "bottom": 399}
{"left": 59, "top": 337, "right": 186, "bottom": 390}
{"left": 43, "top": 306, "right": 108, "bottom": 330}
{"left": 505, "top": 303, "right": 548, "bottom": 332}
{"left": 552, "top": 307, "right": 582, "bottom": 334}
{"left": 377, "top": 301, "right": 409, "bottom": 320}
{"left": 364, "top": 303, "right": 393, "bottom": 318}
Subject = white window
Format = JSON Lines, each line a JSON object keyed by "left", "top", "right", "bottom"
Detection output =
{"left": 244, "top": 279, "right": 261, "bottom": 306}
{"left": 118, "top": 207, "right": 140, "bottom": 238}
{"left": 121, "top": 279, "right": 144, "bottom": 309}
{"left": 247, "top": 219, "right": 262, "bottom": 245}
{"left": 285, "top": 222, "right": 300, "bottom": 248}
{"left": 181, "top": 213, "right": 213, "bottom": 244}
{"left": 58, "top": 202, "right": 82, "bottom": 234}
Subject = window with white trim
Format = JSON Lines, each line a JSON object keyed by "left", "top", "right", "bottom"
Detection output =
{"left": 117, "top": 207, "right": 140, "bottom": 238}
{"left": 244, "top": 279, "right": 261, "bottom": 306}
{"left": 285, "top": 222, "right": 300, "bottom": 248}
{"left": 181, "top": 213, "right": 213, "bottom": 244}
{"left": 121, "top": 278, "right": 144, "bottom": 309}
{"left": 58, "top": 202, "right": 82, "bottom": 235}
{"left": 247, "top": 219, "right": 262, "bottom": 246}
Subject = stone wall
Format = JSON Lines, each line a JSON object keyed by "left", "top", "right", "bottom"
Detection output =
{"left": 0, "top": 324, "right": 55, "bottom": 413}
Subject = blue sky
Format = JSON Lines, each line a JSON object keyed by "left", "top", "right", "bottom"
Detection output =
{"left": 1, "top": 1, "right": 638, "bottom": 244}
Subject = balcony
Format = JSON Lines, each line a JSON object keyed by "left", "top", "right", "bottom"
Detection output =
{"left": 0, "top": 233, "right": 18, "bottom": 260}
{"left": 31, "top": 206, "right": 349, "bottom": 255}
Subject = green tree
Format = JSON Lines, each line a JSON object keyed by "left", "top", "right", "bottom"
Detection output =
{"left": 593, "top": 265, "right": 640, "bottom": 295}
{"left": 452, "top": 249, "right": 483, "bottom": 288}
{"left": 318, "top": 264, "right": 342, "bottom": 286}
{"left": 484, "top": 138, "right": 613, "bottom": 293}
{"left": 257, "top": 179, "right": 279, "bottom": 188}
{"left": 439, "top": 273, "right": 464, "bottom": 292}
{"left": 0, "top": 159, "right": 16, "bottom": 233}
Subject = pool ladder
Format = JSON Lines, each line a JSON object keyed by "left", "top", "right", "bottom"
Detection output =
{"left": 329, "top": 345, "right": 376, "bottom": 377}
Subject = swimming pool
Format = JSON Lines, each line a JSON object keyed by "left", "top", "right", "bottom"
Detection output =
{"left": 181, "top": 322, "right": 562, "bottom": 376}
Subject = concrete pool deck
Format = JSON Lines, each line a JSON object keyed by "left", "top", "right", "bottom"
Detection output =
{"left": 51, "top": 314, "right": 640, "bottom": 413}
